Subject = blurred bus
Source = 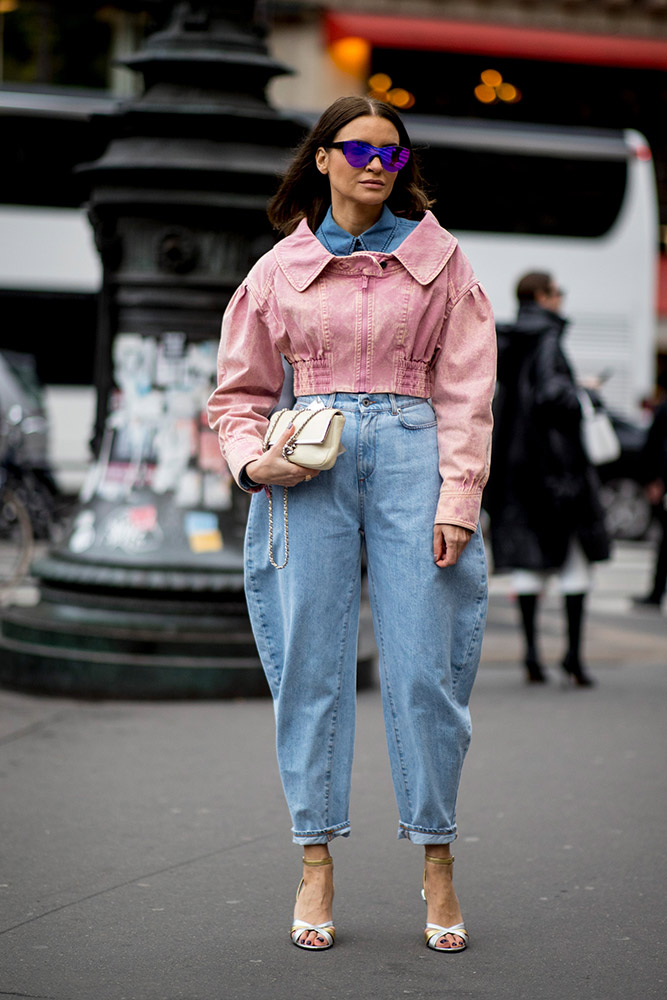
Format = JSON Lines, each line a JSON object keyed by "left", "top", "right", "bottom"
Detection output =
{"left": 0, "top": 87, "right": 110, "bottom": 490}
{"left": 406, "top": 115, "right": 658, "bottom": 417}
{"left": 0, "top": 86, "right": 108, "bottom": 373}
{"left": 2, "top": 92, "right": 659, "bottom": 430}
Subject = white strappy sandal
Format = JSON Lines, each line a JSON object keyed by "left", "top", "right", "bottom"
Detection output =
{"left": 424, "top": 920, "right": 469, "bottom": 952}
{"left": 421, "top": 854, "right": 469, "bottom": 953}
{"left": 290, "top": 856, "right": 335, "bottom": 951}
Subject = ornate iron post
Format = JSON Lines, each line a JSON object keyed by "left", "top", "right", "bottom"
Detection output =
{"left": 0, "top": 0, "right": 375, "bottom": 697}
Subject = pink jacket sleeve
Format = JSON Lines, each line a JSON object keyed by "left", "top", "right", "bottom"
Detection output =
{"left": 207, "top": 281, "right": 285, "bottom": 486}
{"left": 431, "top": 281, "right": 497, "bottom": 531}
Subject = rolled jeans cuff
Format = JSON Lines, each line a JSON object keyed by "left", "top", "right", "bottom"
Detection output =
{"left": 292, "top": 821, "right": 351, "bottom": 845}
{"left": 397, "top": 822, "right": 457, "bottom": 845}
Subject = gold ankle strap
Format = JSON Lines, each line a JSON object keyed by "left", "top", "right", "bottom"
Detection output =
{"left": 302, "top": 856, "right": 333, "bottom": 867}
{"left": 424, "top": 854, "right": 455, "bottom": 865}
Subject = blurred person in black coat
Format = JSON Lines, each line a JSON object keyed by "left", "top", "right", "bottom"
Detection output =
{"left": 485, "top": 272, "right": 610, "bottom": 685}
{"left": 633, "top": 394, "right": 667, "bottom": 608}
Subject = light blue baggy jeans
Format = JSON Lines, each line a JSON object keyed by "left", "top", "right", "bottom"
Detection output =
{"left": 244, "top": 394, "right": 488, "bottom": 845}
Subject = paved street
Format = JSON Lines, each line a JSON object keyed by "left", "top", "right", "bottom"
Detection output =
{"left": 0, "top": 541, "right": 665, "bottom": 1000}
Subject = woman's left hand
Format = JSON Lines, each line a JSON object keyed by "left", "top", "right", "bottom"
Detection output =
{"left": 433, "top": 523, "right": 473, "bottom": 568}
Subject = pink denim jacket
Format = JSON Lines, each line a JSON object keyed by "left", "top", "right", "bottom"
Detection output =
{"left": 207, "top": 210, "right": 496, "bottom": 531}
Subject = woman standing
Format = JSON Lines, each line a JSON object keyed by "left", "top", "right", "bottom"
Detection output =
{"left": 484, "top": 272, "right": 610, "bottom": 685}
{"left": 208, "top": 97, "right": 496, "bottom": 952}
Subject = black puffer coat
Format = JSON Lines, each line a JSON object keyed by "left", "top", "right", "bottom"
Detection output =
{"left": 640, "top": 401, "right": 667, "bottom": 485}
{"left": 484, "top": 303, "right": 610, "bottom": 571}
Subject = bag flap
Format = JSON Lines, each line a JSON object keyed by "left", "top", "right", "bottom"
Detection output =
{"left": 265, "top": 408, "right": 344, "bottom": 448}
{"left": 291, "top": 408, "right": 342, "bottom": 444}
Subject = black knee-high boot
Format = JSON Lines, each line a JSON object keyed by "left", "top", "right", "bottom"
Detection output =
{"left": 652, "top": 515, "right": 667, "bottom": 601}
{"left": 633, "top": 512, "right": 666, "bottom": 605}
{"left": 517, "top": 594, "right": 546, "bottom": 683}
{"left": 563, "top": 593, "right": 595, "bottom": 687}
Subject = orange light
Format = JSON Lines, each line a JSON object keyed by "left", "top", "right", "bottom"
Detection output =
{"left": 388, "top": 88, "right": 412, "bottom": 108}
{"left": 481, "top": 69, "right": 503, "bottom": 89}
{"left": 635, "top": 145, "right": 652, "bottom": 161}
{"left": 368, "top": 72, "right": 392, "bottom": 92}
{"left": 497, "top": 82, "right": 518, "bottom": 103}
{"left": 474, "top": 84, "right": 497, "bottom": 104}
{"left": 397, "top": 91, "right": 415, "bottom": 109}
{"left": 368, "top": 89, "right": 390, "bottom": 102}
{"left": 329, "top": 36, "right": 371, "bottom": 77}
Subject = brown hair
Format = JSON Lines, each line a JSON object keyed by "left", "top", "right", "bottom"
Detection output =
{"left": 268, "top": 96, "right": 433, "bottom": 236}
{"left": 516, "top": 271, "right": 553, "bottom": 304}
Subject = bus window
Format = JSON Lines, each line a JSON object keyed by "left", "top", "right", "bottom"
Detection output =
{"left": 394, "top": 116, "right": 657, "bottom": 416}
{"left": 421, "top": 148, "right": 628, "bottom": 238}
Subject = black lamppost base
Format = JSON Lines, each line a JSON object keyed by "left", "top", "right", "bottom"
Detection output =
{"left": 0, "top": 576, "right": 377, "bottom": 699}
{"left": 0, "top": 491, "right": 377, "bottom": 698}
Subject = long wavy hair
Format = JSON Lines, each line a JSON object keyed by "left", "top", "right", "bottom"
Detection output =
{"left": 268, "top": 96, "right": 433, "bottom": 236}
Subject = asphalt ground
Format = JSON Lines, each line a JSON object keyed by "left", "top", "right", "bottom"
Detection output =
{"left": 0, "top": 541, "right": 665, "bottom": 1000}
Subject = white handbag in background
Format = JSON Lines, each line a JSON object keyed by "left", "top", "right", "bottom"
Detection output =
{"left": 578, "top": 390, "right": 621, "bottom": 466}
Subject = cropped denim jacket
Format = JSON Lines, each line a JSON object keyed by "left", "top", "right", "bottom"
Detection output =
{"left": 207, "top": 210, "right": 497, "bottom": 531}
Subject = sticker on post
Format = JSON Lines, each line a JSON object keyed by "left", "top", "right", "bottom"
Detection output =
{"left": 185, "top": 511, "right": 223, "bottom": 553}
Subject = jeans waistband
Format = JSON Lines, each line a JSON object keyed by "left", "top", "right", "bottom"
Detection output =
{"left": 296, "top": 393, "right": 430, "bottom": 413}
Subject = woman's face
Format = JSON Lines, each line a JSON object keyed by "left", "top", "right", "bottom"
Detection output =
{"left": 315, "top": 114, "right": 401, "bottom": 214}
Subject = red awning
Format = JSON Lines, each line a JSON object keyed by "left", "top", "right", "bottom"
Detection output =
{"left": 325, "top": 12, "right": 667, "bottom": 71}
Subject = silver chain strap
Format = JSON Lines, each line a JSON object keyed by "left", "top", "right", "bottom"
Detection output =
{"left": 267, "top": 484, "right": 289, "bottom": 569}
{"left": 264, "top": 409, "right": 321, "bottom": 570}
{"left": 278, "top": 409, "right": 321, "bottom": 460}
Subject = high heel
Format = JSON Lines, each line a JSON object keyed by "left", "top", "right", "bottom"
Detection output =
{"left": 562, "top": 595, "right": 595, "bottom": 686}
{"left": 518, "top": 596, "right": 544, "bottom": 684}
{"left": 561, "top": 652, "right": 596, "bottom": 688}
{"left": 290, "top": 856, "right": 335, "bottom": 950}
{"left": 421, "top": 854, "right": 469, "bottom": 953}
{"left": 525, "top": 655, "right": 547, "bottom": 684}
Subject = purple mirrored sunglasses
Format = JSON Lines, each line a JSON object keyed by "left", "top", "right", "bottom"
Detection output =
{"left": 327, "top": 140, "right": 411, "bottom": 172}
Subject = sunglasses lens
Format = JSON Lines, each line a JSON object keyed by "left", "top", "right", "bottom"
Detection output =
{"left": 382, "top": 146, "right": 410, "bottom": 171}
{"left": 342, "top": 141, "right": 373, "bottom": 167}
{"left": 341, "top": 141, "right": 410, "bottom": 171}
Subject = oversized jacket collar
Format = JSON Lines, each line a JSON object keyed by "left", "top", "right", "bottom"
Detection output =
{"left": 273, "top": 209, "right": 458, "bottom": 291}
{"left": 497, "top": 302, "right": 569, "bottom": 344}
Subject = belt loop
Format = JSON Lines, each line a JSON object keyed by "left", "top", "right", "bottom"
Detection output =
{"left": 389, "top": 392, "right": 398, "bottom": 414}
{"left": 326, "top": 392, "right": 336, "bottom": 407}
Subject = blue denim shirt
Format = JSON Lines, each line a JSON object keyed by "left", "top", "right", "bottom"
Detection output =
{"left": 315, "top": 204, "right": 419, "bottom": 256}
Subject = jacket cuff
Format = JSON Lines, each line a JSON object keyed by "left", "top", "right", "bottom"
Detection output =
{"left": 239, "top": 466, "right": 263, "bottom": 492}
{"left": 435, "top": 491, "right": 481, "bottom": 532}
{"left": 224, "top": 441, "right": 264, "bottom": 493}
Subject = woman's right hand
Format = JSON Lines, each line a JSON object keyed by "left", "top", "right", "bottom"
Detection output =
{"left": 245, "top": 423, "right": 319, "bottom": 488}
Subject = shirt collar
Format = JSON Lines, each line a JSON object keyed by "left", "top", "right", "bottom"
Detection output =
{"left": 316, "top": 204, "right": 400, "bottom": 256}
{"left": 274, "top": 211, "right": 458, "bottom": 290}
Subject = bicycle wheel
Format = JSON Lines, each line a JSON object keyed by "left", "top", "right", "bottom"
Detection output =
{"left": 0, "top": 487, "right": 34, "bottom": 590}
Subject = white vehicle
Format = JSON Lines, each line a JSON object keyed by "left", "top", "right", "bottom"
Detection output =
{"left": 3, "top": 96, "right": 659, "bottom": 490}
{"left": 407, "top": 115, "right": 659, "bottom": 417}
{"left": 0, "top": 89, "right": 111, "bottom": 491}
{"left": 0, "top": 88, "right": 107, "bottom": 299}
